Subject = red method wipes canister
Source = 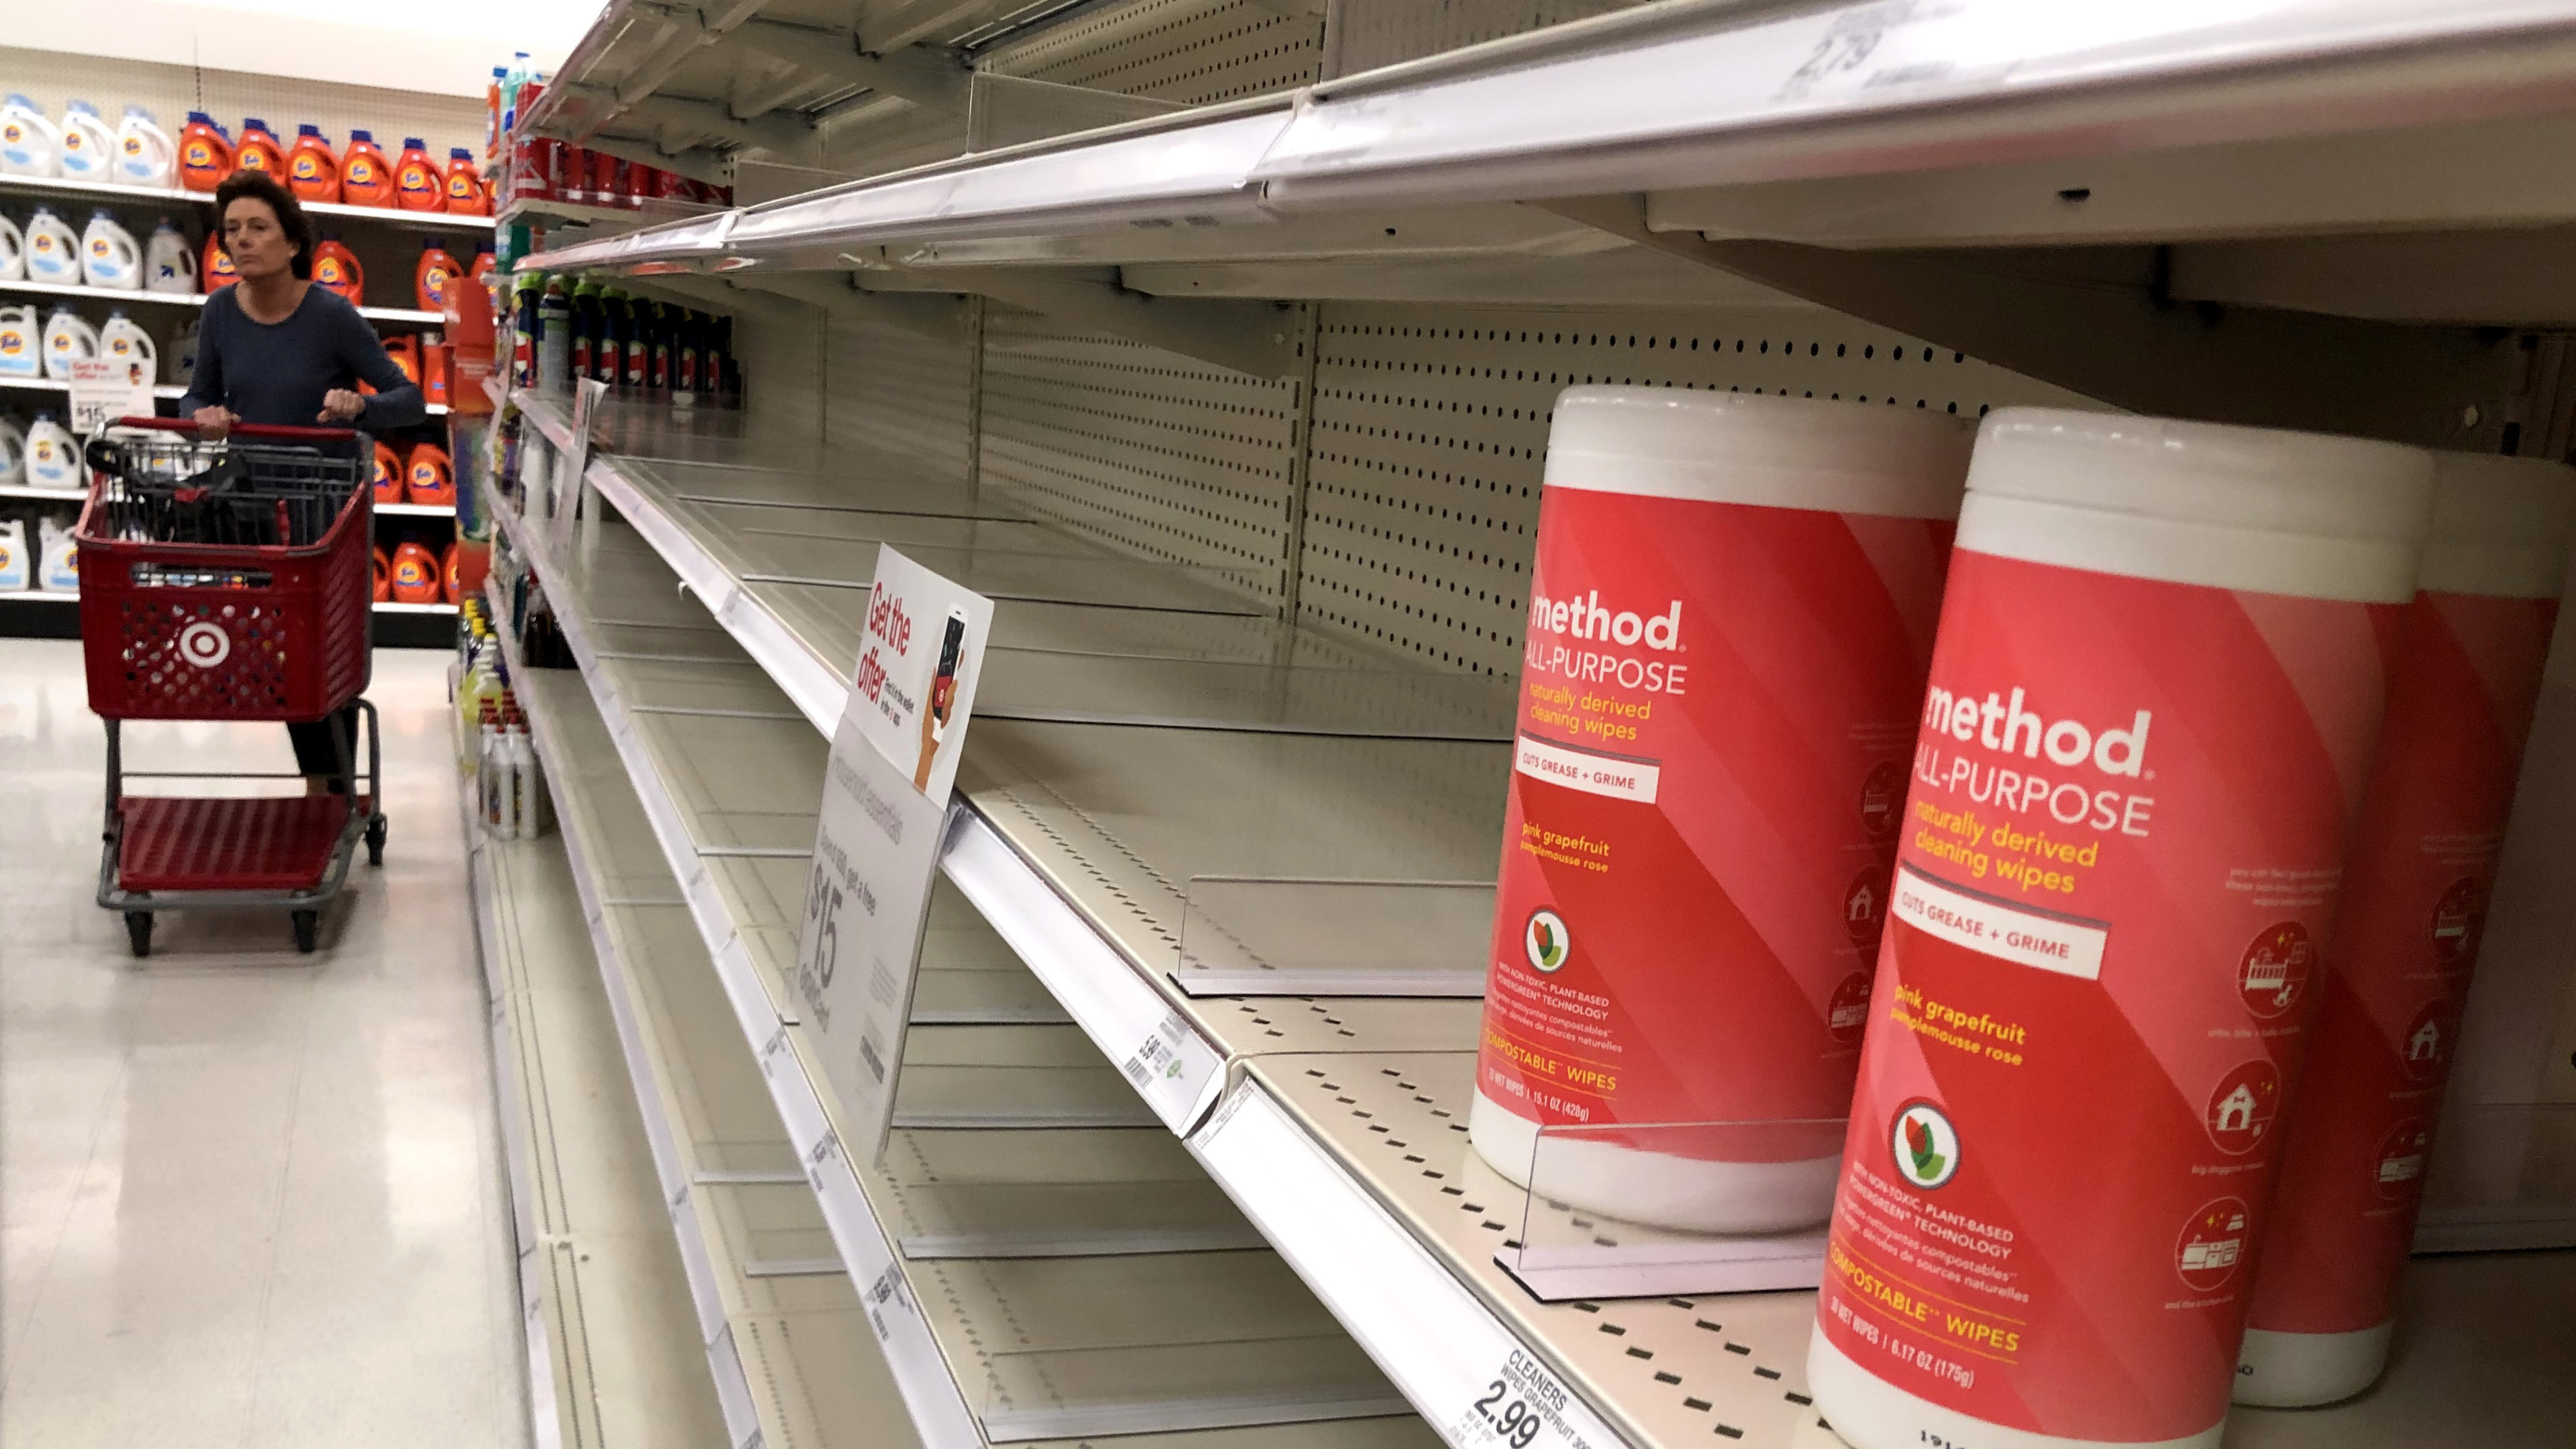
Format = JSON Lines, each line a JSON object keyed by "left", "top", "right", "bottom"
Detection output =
{"left": 1470, "top": 388, "right": 1972, "bottom": 1234}
{"left": 1809, "top": 411, "right": 2433, "bottom": 1449}
{"left": 2236, "top": 452, "right": 2574, "bottom": 1407}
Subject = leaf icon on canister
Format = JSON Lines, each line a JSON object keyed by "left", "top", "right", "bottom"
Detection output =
{"left": 1905, "top": 1116, "right": 1935, "bottom": 1167}
{"left": 1536, "top": 922, "right": 1556, "bottom": 960}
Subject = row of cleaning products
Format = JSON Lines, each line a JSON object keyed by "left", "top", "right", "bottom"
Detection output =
{"left": 0, "top": 513, "right": 82, "bottom": 591}
{"left": 371, "top": 440, "right": 455, "bottom": 507}
{"left": 372, "top": 536, "right": 463, "bottom": 606}
{"left": 456, "top": 595, "right": 552, "bottom": 838}
{"left": 0, "top": 97, "right": 178, "bottom": 188}
{"left": 511, "top": 273, "right": 739, "bottom": 405}
{"left": 0, "top": 307, "right": 165, "bottom": 383}
{"left": 1471, "top": 388, "right": 2576, "bottom": 1449}
{"left": 0, "top": 95, "right": 487, "bottom": 212}
{"left": 198, "top": 226, "right": 491, "bottom": 314}
{"left": 0, "top": 208, "right": 193, "bottom": 293}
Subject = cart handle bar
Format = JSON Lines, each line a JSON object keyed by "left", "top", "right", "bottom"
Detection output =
{"left": 107, "top": 416, "right": 360, "bottom": 442}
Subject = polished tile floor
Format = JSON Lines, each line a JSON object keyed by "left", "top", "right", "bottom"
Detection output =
{"left": 0, "top": 640, "right": 528, "bottom": 1449}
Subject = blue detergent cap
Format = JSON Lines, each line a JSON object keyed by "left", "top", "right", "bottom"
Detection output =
{"left": 298, "top": 123, "right": 323, "bottom": 137}
{"left": 351, "top": 128, "right": 373, "bottom": 143}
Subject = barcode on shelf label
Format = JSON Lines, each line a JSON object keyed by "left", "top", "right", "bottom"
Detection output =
{"left": 863, "top": 1262, "right": 915, "bottom": 1344}
{"left": 1450, "top": 1350, "right": 1601, "bottom": 1449}
{"left": 1120, "top": 1008, "right": 1220, "bottom": 1128}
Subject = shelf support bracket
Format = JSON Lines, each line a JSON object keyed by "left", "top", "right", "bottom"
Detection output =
{"left": 727, "top": 20, "right": 975, "bottom": 116}
{"left": 625, "top": 95, "right": 815, "bottom": 159}
{"left": 1539, "top": 195, "right": 2516, "bottom": 449}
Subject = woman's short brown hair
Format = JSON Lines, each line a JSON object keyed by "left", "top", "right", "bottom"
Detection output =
{"left": 212, "top": 169, "right": 314, "bottom": 280}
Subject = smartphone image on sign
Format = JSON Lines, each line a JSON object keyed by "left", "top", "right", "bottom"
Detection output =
{"left": 916, "top": 605, "right": 972, "bottom": 792}
{"left": 930, "top": 606, "right": 968, "bottom": 744}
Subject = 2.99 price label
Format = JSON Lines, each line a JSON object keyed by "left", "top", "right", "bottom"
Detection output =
{"left": 1452, "top": 1350, "right": 1599, "bottom": 1449}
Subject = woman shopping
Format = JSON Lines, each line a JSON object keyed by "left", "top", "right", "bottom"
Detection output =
{"left": 179, "top": 169, "right": 425, "bottom": 789}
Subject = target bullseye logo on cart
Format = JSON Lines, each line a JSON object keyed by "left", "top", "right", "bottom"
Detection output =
{"left": 1523, "top": 908, "right": 1569, "bottom": 973}
{"left": 1890, "top": 1100, "right": 1959, "bottom": 1189}
{"left": 176, "top": 621, "right": 229, "bottom": 668}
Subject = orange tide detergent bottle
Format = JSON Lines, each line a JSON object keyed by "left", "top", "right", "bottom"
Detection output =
{"left": 391, "top": 538, "right": 439, "bottom": 603}
{"left": 201, "top": 230, "right": 236, "bottom": 290}
{"left": 234, "top": 118, "right": 284, "bottom": 176}
{"left": 178, "top": 112, "right": 232, "bottom": 191}
{"left": 372, "top": 547, "right": 392, "bottom": 602}
{"left": 442, "top": 148, "right": 489, "bottom": 216}
{"left": 372, "top": 442, "right": 405, "bottom": 502}
{"left": 383, "top": 334, "right": 421, "bottom": 389}
{"left": 286, "top": 124, "right": 338, "bottom": 202}
{"left": 338, "top": 130, "right": 392, "bottom": 206}
{"left": 415, "top": 236, "right": 460, "bottom": 312}
{"left": 468, "top": 241, "right": 497, "bottom": 290}
{"left": 405, "top": 443, "right": 455, "bottom": 506}
{"left": 394, "top": 137, "right": 442, "bottom": 211}
{"left": 441, "top": 540, "right": 465, "bottom": 605}
{"left": 311, "top": 233, "right": 362, "bottom": 305}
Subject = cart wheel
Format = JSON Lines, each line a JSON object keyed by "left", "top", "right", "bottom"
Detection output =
{"left": 124, "top": 912, "right": 152, "bottom": 959}
{"left": 365, "top": 815, "right": 388, "bottom": 867}
{"left": 290, "top": 910, "right": 318, "bottom": 953}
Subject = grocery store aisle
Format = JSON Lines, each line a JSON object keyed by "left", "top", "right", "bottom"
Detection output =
{"left": 0, "top": 639, "right": 528, "bottom": 1449}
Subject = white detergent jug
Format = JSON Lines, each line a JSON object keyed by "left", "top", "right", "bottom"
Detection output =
{"left": 0, "top": 414, "right": 25, "bottom": 483}
{"left": 114, "top": 107, "right": 174, "bottom": 188}
{"left": 25, "top": 414, "right": 78, "bottom": 489}
{"left": 0, "top": 96, "right": 59, "bottom": 176}
{"left": 42, "top": 309, "right": 98, "bottom": 380}
{"left": 144, "top": 219, "right": 194, "bottom": 294}
{"left": 81, "top": 211, "right": 139, "bottom": 290}
{"left": 100, "top": 312, "right": 153, "bottom": 379}
{"left": 21, "top": 207, "right": 79, "bottom": 284}
{"left": 169, "top": 319, "right": 198, "bottom": 389}
{"left": 0, "top": 307, "right": 37, "bottom": 377}
{"left": 37, "top": 518, "right": 79, "bottom": 592}
{"left": 0, "top": 519, "right": 28, "bottom": 591}
{"left": 55, "top": 102, "right": 114, "bottom": 179}
{"left": 0, "top": 213, "right": 21, "bottom": 282}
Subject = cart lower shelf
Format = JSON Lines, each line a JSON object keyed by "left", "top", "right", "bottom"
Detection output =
{"left": 116, "top": 793, "right": 378, "bottom": 891}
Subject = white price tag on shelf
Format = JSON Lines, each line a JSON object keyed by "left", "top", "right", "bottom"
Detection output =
{"left": 862, "top": 1261, "right": 919, "bottom": 1345}
{"left": 1450, "top": 1349, "right": 1608, "bottom": 1449}
{"left": 1122, "top": 1008, "right": 1224, "bottom": 1126}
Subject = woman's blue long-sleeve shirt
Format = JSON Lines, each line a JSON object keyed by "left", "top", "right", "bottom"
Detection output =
{"left": 178, "top": 283, "right": 426, "bottom": 431}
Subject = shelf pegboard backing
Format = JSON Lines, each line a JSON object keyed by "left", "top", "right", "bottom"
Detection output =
{"left": 977, "top": 0, "right": 1324, "bottom": 105}
{"left": 977, "top": 305, "right": 1305, "bottom": 601}
{"left": 742, "top": 308, "right": 830, "bottom": 446}
{"left": 827, "top": 305, "right": 978, "bottom": 480}
{"left": 1320, "top": 0, "right": 1649, "bottom": 79}
{"left": 1295, "top": 302, "right": 2100, "bottom": 677}
{"left": 0, "top": 46, "right": 484, "bottom": 169}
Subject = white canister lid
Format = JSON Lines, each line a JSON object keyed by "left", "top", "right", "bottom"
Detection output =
{"left": 1543, "top": 387, "right": 1972, "bottom": 520}
{"left": 2420, "top": 452, "right": 2576, "bottom": 599}
{"left": 1957, "top": 408, "right": 2433, "bottom": 604}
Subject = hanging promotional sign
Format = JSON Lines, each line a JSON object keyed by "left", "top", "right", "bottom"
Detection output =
{"left": 795, "top": 547, "right": 994, "bottom": 1163}
{"left": 68, "top": 357, "right": 153, "bottom": 434}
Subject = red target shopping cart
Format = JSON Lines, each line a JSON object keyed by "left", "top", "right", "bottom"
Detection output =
{"left": 76, "top": 417, "right": 388, "bottom": 956}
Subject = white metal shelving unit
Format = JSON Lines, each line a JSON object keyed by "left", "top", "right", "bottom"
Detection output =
{"left": 483, "top": 474, "right": 1436, "bottom": 1449}
{"left": 485, "top": 3, "right": 2576, "bottom": 1449}
{"left": 0, "top": 277, "right": 446, "bottom": 325}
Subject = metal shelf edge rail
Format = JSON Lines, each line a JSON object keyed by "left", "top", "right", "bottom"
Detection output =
{"left": 487, "top": 489, "right": 990, "bottom": 1449}
{"left": 492, "top": 609, "right": 768, "bottom": 1449}
{"left": 459, "top": 766, "right": 569, "bottom": 1449}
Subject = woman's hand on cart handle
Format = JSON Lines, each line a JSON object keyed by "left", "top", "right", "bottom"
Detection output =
{"left": 193, "top": 405, "right": 239, "bottom": 439}
{"left": 318, "top": 390, "right": 366, "bottom": 424}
